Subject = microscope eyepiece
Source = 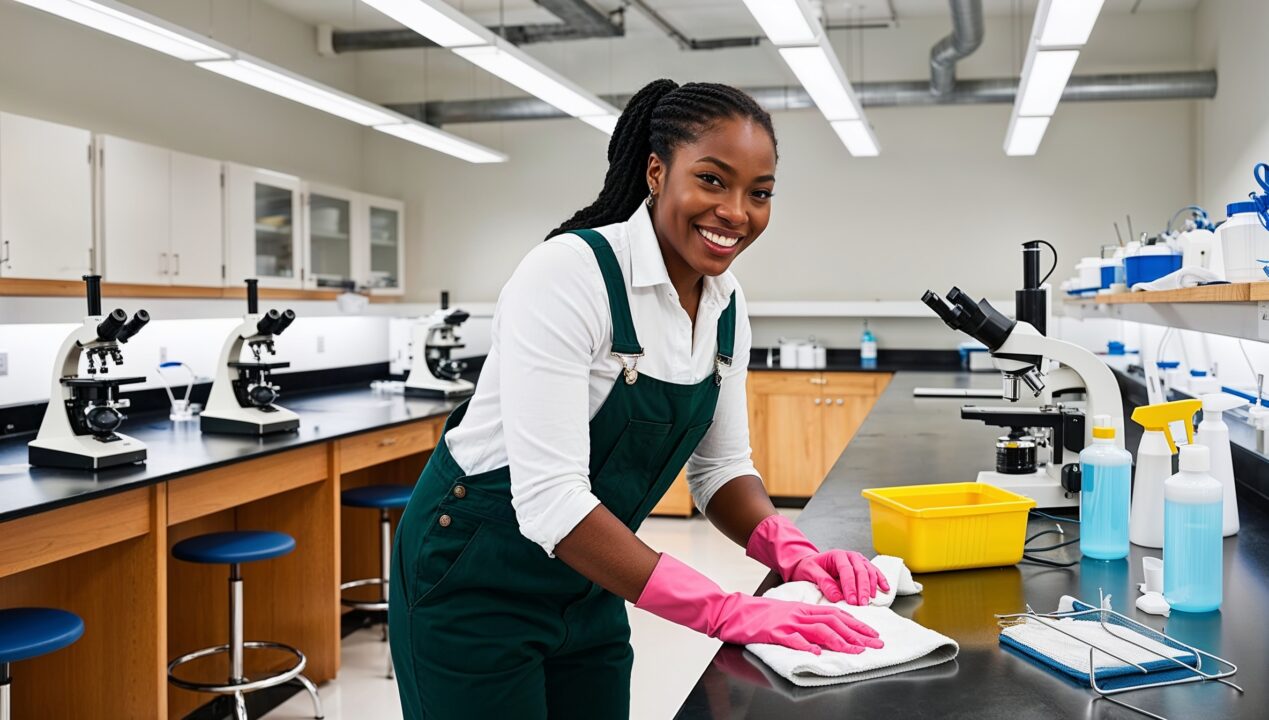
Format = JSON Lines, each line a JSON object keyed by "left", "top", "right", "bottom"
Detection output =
{"left": 256, "top": 309, "right": 282, "bottom": 336}
{"left": 96, "top": 309, "right": 128, "bottom": 341}
{"left": 272, "top": 309, "right": 296, "bottom": 335}
{"left": 115, "top": 310, "right": 150, "bottom": 343}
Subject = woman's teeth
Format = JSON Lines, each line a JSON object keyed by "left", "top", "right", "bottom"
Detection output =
{"left": 698, "top": 227, "right": 740, "bottom": 248}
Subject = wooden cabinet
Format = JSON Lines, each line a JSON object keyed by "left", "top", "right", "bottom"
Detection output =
{"left": 650, "top": 469, "right": 693, "bottom": 517}
{"left": 99, "top": 136, "right": 225, "bottom": 287}
{"left": 0, "top": 112, "right": 93, "bottom": 279}
{"left": 748, "top": 371, "right": 890, "bottom": 498}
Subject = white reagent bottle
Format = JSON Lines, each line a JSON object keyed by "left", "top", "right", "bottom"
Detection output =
{"left": 1195, "top": 392, "right": 1248, "bottom": 536}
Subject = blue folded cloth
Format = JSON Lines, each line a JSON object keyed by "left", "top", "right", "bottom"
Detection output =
{"left": 999, "top": 597, "right": 1199, "bottom": 691}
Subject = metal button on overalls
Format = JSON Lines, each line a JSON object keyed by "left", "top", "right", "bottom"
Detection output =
{"left": 389, "top": 228, "right": 736, "bottom": 720}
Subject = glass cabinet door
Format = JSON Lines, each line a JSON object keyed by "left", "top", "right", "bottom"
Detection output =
{"left": 307, "top": 191, "right": 353, "bottom": 287}
{"left": 254, "top": 181, "right": 296, "bottom": 279}
{"left": 368, "top": 203, "right": 402, "bottom": 292}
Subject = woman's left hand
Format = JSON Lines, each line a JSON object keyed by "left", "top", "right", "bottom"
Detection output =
{"left": 788, "top": 550, "right": 890, "bottom": 606}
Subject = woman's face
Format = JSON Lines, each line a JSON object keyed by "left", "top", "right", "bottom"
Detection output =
{"left": 647, "top": 116, "right": 777, "bottom": 278}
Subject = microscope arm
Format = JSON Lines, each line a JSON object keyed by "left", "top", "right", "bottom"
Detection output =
{"left": 994, "top": 322, "right": 1125, "bottom": 449}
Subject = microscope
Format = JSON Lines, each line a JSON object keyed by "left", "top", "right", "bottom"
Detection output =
{"left": 403, "top": 291, "right": 475, "bottom": 399}
{"left": 922, "top": 241, "right": 1125, "bottom": 508}
{"left": 29, "top": 276, "right": 150, "bottom": 470}
{"left": 200, "top": 279, "right": 300, "bottom": 435}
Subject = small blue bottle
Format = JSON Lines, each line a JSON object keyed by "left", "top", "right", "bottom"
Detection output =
{"left": 860, "top": 321, "right": 877, "bottom": 369}
{"left": 1164, "top": 444, "right": 1224, "bottom": 612}
{"left": 1079, "top": 415, "right": 1132, "bottom": 560}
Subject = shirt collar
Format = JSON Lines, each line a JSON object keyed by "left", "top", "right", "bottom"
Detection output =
{"left": 624, "top": 204, "right": 736, "bottom": 304}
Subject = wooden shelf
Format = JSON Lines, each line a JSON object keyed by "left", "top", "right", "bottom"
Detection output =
{"left": 0, "top": 278, "right": 381, "bottom": 301}
{"left": 1065, "top": 282, "right": 1266, "bottom": 305}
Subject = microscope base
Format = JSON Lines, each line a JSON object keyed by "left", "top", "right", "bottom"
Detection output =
{"left": 200, "top": 412, "right": 300, "bottom": 436}
{"left": 28, "top": 435, "right": 147, "bottom": 470}
{"left": 976, "top": 470, "right": 1078, "bottom": 509}
{"left": 404, "top": 381, "right": 474, "bottom": 400}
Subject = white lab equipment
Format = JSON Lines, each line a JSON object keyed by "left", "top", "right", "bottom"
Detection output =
{"left": 1128, "top": 399, "right": 1199, "bottom": 549}
{"left": 1163, "top": 445, "right": 1224, "bottom": 613}
{"left": 157, "top": 361, "right": 201, "bottom": 422}
{"left": 1179, "top": 227, "right": 1222, "bottom": 277}
{"left": 779, "top": 338, "right": 799, "bottom": 369}
{"left": 1195, "top": 392, "right": 1248, "bottom": 537}
{"left": 1218, "top": 200, "right": 1269, "bottom": 282}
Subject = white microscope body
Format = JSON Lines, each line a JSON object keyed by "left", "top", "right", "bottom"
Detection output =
{"left": 200, "top": 280, "right": 300, "bottom": 436}
{"left": 403, "top": 299, "right": 475, "bottom": 400}
{"left": 29, "top": 276, "right": 150, "bottom": 470}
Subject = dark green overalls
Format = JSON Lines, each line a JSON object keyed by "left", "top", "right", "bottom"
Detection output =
{"left": 388, "top": 229, "right": 736, "bottom": 720}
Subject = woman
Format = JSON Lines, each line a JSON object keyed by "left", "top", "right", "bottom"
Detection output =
{"left": 389, "top": 79, "right": 888, "bottom": 719}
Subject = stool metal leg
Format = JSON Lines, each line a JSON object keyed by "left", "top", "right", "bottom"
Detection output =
{"left": 1, "top": 661, "right": 11, "bottom": 720}
{"left": 230, "top": 563, "right": 245, "bottom": 684}
{"left": 381, "top": 509, "right": 395, "bottom": 680}
{"left": 293, "top": 673, "right": 325, "bottom": 718}
{"left": 233, "top": 690, "right": 248, "bottom": 720}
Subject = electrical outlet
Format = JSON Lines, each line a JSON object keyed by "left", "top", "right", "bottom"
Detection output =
{"left": 0, "top": 351, "right": 8, "bottom": 377}
{"left": 158, "top": 346, "right": 168, "bottom": 364}
{"left": 316, "top": 335, "right": 325, "bottom": 354}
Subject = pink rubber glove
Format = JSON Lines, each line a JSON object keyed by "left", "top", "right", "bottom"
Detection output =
{"left": 746, "top": 514, "right": 890, "bottom": 606}
{"left": 635, "top": 553, "right": 883, "bottom": 655}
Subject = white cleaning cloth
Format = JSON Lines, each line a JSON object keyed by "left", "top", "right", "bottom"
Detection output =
{"left": 746, "top": 557, "right": 957, "bottom": 687}
{"left": 1000, "top": 596, "right": 1189, "bottom": 674}
{"left": 1131, "top": 266, "right": 1221, "bottom": 292}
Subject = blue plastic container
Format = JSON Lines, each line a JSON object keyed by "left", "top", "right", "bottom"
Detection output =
{"left": 1099, "top": 264, "right": 1116, "bottom": 289}
{"left": 1124, "top": 253, "right": 1182, "bottom": 287}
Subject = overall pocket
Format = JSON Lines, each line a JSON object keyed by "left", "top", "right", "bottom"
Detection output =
{"left": 629, "top": 420, "right": 714, "bottom": 527}
{"left": 590, "top": 419, "right": 673, "bottom": 520}
{"left": 409, "top": 508, "right": 486, "bottom": 608}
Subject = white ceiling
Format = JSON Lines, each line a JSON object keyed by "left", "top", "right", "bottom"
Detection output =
{"left": 261, "top": 0, "right": 1202, "bottom": 35}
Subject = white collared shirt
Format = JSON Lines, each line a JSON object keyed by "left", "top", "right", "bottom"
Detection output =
{"left": 445, "top": 204, "right": 759, "bottom": 556}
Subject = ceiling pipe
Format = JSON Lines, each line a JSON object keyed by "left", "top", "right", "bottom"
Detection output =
{"left": 328, "top": 0, "right": 621, "bottom": 52}
{"left": 384, "top": 71, "right": 1216, "bottom": 126}
{"left": 930, "top": 0, "right": 985, "bottom": 96}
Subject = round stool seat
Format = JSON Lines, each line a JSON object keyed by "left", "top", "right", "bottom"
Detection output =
{"left": 342, "top": 484, "right": 413, "bottom": 509}
{"left": 0, "top": 608, "right": 84, "bottom": 664}
{"left": 172, "top": 530, "right": 296, "bottom": 565}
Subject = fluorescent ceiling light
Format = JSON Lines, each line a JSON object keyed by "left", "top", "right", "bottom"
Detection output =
{"left": 359, "top": 0, "right": 487, "bottom": 48}
{"left": 197, "top": 59, "right": 401, "bottom": 127}
{"left": 740, "top": 0, "right": 819, "bottom": 46}
{"left": 1036, "top": 0, "right": 1105, "bottom": 48}
{"left": 375, "top": 123, "right": 507, "bottom": 164}
{"left": 579, "top": 115, "right": 619, "bottom": 135}
{"left": 454, "top": 44, "right": 614, "bottom": 120}
{"left": 830, "top": 120, "right": 880, "bottom": 157}
{"left": 13, "top": 0, "right": 229, "bottom": 61}
{"left": 1005, "top": 116, "right": 1051, "bottom": 156}
{"left": 778, "top": 44, "right": 860, "bottom": 121}
{"left": 1017, "top": 49, "right": 1079, "bottom": 117}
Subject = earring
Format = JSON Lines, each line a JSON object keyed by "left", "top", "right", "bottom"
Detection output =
{"left": 646, "top": 188, "right": 655, "bottom": 209}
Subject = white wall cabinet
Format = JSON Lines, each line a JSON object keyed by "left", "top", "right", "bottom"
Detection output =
{"left": 361, "top": 194, "right": 405, "bottom": 296}
{"left": 224, "top": 163, "right": 303, "bottom": 289}
{"left": 99, "top": 137, "right": 224, "bottom": 287}
{"left": 0, "top": 112, "right": 93, "bottom": 280}
{"left": 303, "top": 183, "right": 357, "bottom": 290}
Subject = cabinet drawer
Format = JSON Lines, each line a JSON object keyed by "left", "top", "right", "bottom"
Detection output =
{"left": 821, "top": 371, "right": 891, "bottom": 394}
{"left": 339, "top": 420, "right": 440, "bottom": 473}
{"left": 747, "top": 371, "right": 829, "bottom": 396}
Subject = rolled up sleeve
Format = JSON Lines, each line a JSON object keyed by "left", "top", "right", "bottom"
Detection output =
{"left": 497, "top": 241, "right": 607, "bottom": 556}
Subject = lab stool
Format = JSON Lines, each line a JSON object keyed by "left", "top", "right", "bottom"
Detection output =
{"left": 168, "top": 531, "right": 323, "bottom": 720}
{"left": 339, "top": 484, "right": 412, "bottom": 679}
{"left": 0, "top": 607, "right": 83, "bottom": 720}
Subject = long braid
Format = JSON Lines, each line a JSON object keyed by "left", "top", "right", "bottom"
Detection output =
{"left": 546, "top": 80, "right": 777, "bottom": 240}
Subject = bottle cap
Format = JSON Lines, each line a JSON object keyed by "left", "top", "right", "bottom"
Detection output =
{"left": 1179, "top": 444, "right": 1211, "bottom": 472}
{"left": 1091, "top": 414, "right": 1115, "bottom": 439}
{"left": 1131, "top": 399, "right": 1202, "bottom": 453}
{"left": 1201, "top": 392, "right": 1248, "bottom": 415}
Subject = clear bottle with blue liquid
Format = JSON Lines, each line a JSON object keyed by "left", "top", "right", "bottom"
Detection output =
{"left": 1079, "top": 415, "right": 1132, "bottom": 560}
{"left": 1164, "top": 444, "right": 1224, "bottom": 612}
{"left": 860, "top": 321, "right": 877, "bottom": 369}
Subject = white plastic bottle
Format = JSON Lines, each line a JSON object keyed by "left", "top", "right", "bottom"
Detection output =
{"left": 1195, "top": 393, "right": 1249, "bottom": 536}
{"left": 1218, "top": 201, "right": 1269, "bottom": 282}
{"left": 1129, "top": 399, "right": 1200, "bottom": 548}
{"left": 1163, "top": 445, "right": 1224, "bottom": 612}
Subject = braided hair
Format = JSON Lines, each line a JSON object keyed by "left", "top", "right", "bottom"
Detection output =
{"left": 546, "top": 79, "right": 777, "bottom": 240}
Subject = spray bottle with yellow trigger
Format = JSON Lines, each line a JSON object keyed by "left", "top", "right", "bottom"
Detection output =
{"left": 1130, "top": 399, "right": 1201, "bottom": 548}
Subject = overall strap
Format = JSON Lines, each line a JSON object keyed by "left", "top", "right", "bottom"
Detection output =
{"left": 712, "top": 291, "right": 737, "bottom": 386}
{"left": 570, "top": 229, "right": 643, "bottom": 356}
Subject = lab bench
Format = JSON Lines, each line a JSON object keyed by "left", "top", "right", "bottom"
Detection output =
{"left": 675, "top": 371, "right": 1269, "bottom": 720}
{"left": 0, "top": 388, "right": 458, "bottom": 718}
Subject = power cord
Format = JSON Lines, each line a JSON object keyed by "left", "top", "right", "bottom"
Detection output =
{"left": 1021, "top": 510, "right": 1081, "bottom": 567}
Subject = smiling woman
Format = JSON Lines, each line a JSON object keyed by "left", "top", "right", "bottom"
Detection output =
{"left": 388, "top": 78, "right": 887, "bottom": 720}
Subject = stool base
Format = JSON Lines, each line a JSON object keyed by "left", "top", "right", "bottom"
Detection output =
{"left": 168, "top": 641, "right": 323, "bottom": 719}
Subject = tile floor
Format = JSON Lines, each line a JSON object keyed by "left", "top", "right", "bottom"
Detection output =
{"left": 264, "top": 510, "right": 796, "bottom": 720}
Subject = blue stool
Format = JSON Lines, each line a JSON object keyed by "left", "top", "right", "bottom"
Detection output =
{"left": 340, "top": 484, "right": 412, "bottom": 679}
{"left": 168, "top": 531, "right": 323, "bottom": 720}
{"left": 0, "top": 608, "right": 83, "bottom": 720}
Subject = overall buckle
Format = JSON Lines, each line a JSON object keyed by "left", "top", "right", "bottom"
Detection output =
{"left": 612, "top": 352, "right": 644, "bottom": 385}
{"left": 714, "top": 354, "right": 733, "bottom": 386}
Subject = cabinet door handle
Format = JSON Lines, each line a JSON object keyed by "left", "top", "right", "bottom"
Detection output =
{"left": 836, "top": 398, "right": 844, "bottom": 405}
{"left": 174, "top": 253, "right": 181, "bottom": 276}
{"left": 813, "top": 398, "right": 821, "bottom": 405}
{"left": 809, "top": 377, "right": 827, "bottom": 385}
{"left": 1, "top": 240, "right": 9, "bottom": 268}
{"left": 379, "top": 437, "right": 398, "bottom": 447}
{"left": 159, "top": 252, "right": 168, "bottom": 275}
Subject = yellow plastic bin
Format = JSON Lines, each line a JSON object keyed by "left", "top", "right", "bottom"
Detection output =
{"left": 860, "top": 483, "right": 1037, "bottom": 573}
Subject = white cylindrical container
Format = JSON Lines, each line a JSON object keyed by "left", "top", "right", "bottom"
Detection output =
{"left": 813, "top": 344, "right": 827, "bottom": 370}
{"left": 779, "top": 338, "right": 799, "bottom": 369}
{"left": 1218, "top": 201, "right": 1269, "bottom": 282}
{"left": 796, "top": 342, "right": 815, "bottom": 369}
{"left": 1076, "top": 257, "right": 1101, "bottom": 293}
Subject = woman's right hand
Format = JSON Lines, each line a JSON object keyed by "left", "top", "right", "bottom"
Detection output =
{"left": 635, "top": 553, "right": 883, "bottom": 655}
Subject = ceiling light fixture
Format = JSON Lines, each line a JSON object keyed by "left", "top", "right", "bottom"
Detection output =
{"left": 12, "top": 0, "right": 229, "bottom": 61}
